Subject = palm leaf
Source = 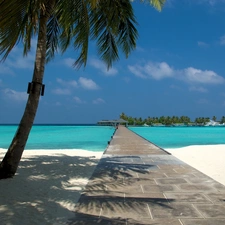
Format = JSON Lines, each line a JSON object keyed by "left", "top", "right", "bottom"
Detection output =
{"left": 1, "top": 0, "right": 163, "bottom": 67}
{"left": 57, "top": 0, "right": 81, "bottom": 52}
{"left": 0, "top": 0, "right": 27, "bottom": 60}
{"left": 72, "top": 0, "right": 90, "bottom": 68}
{"left": 150, "top": 0, "right": 166, "bottom": 11}
{"left": 140, "top": 0, "right": 166, "bottom": 11}
{"left": 98, "top": 29, "right": 119, "bottom": 68}
{"left": 115, "top": 0, "right": 138, "bottom": 57}
{"left": 90, "top": 0, "right": 138, "bottom": 68}
{"left": 46, "top": 14, "right": 60, "bottom": 62}
{"left": 0, "top": 0, "right": 44, "bottom": 61}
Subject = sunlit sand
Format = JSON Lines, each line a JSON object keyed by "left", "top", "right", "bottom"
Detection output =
{"left": 166, "top": 144, "right": 225, "bottom": 186}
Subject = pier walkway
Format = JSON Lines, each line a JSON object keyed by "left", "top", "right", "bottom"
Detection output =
{"left": 70, "top": 126, "right": 225, "bottom": 225}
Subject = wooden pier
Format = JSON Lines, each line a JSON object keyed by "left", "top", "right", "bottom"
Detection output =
{"left": 69, "top": 126, "right": 225, "bottom": 225}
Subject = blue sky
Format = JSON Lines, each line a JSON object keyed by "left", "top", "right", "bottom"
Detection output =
{"left": 1, "top": 0, "right": 225, "bottom": 124}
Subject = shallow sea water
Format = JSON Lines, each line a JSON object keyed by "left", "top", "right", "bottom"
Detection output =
{"left": 0, "top": 125, "right": 115, "bottom": 151}
{"left": 1, "top": 125, "right": 225, "bottom": 151}
{"left": 129, "top": 126, "right": 225, "bottom": 148}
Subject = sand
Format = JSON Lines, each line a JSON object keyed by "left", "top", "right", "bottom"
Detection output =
{"left": 0, "top": 145, "right": 225, "bottom": 224}
{"left": 166, "top": 144, "right": 225, "bottom": 186}
{"left": 0, "top": 149, "right": 103, "bottom": 225}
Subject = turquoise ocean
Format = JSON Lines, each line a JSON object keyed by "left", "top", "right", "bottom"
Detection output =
{"left": 0, "top": 125, "right": 115, "bottom": 151}
{"left": 1, "top": 125, "right": 225, "bottom": 151}
{"left": 129, "top": 126, "right": 225, "bottom": 149}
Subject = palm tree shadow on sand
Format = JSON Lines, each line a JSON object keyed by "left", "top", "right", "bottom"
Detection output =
{"left": 0, "top": 154, "right": 100, "bottom": 225}
{"left": 68, "top": 155, "right": 175, "bottom": 225}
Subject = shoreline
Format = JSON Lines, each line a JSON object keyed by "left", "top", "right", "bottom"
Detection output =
{"left": 0, "top": 145, "right": 225, "bottom": 224}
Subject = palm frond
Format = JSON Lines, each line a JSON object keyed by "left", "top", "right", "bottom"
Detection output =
{"left": 56, "top": 0, "right": 90, "bottom": 68}
{"left": 72, "top": 0, "right": 90, "bottom": 68}
{"left": 46, "top": 14, "right": 60, "bottom": 63}
{"left": 56, "top": 0, "right": 77, "bottom": 52}
{"left": 0, "top": 0, "right": 44, "bottom": 61}
{"left": 87, "top": 0, "right": 100, "bottom": 9}
{"left": 118, "top": 18, "right": 138, "bottom": 58}
{"left": 97, "top": 29, "right": 119, "bottom": 68}
{"left": 140, "top": 0, "right": 166, "bottom": 11}
{"left": 1, "top": 0, "right": 162, "bottom": 69}
{"left": 0, "top": 0, "right": 27, "bottom": 60}
{"left": 90, "top": 0, "right": 137, "bottom": 68}
{"left": 116, "top": 0, "right": 138, "bottom": 57}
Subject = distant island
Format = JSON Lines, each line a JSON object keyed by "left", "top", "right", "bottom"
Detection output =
{"left": 119, "top": 112, "right": 225, "bottom": 127}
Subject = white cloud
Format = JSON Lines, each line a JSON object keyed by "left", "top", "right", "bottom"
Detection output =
{"left": 123, "top": 77, "right": 130, "bottom": 83}
{"left": 166, "top": 0, "right": 225, "bottom": 8}
{"left": 182, "top": 67, "right": 224, "bottom": 84}
{"left": 4, "top": 39, "right": 37, "bottom": 70}
{"left": 52, "top": 77, "right": 99, "bottom": 94}
{"left": 176, "top": 0, "right": 225, "bottom": 6}
{"left": 78, "top": 77, "right": 99, "bottom": 90}
{"left": 128, "top": 61, "right": 224, "bottom": 85}
{"left": 201, "top": 0, "right": 225, "bottom": 5}
{"left": 52, "top": 78, "right": 78, "bottom": 95}
{"left": 128, "top": 65, "right": 147, "bottom": 79}
{"left": 0, "top": 64, "right": 15, "bottom": 75}
{"left": 128, "top": 62, "right": 173, "bottom": 80}
{"left": 2, "top": 88, "right": 28, "bottom": 102}
{"left": 7, "top": 53, "right": 34, "bottom": 69}
{"left": 89, "top": 59, "right": 118, "bottom": 76}
{"left": 63, "top": 58, "right": 75, "bottom": 67}
{"left": 52, "top": 88, "right": 71, "bottom": 95}
{"left": 189, "top": 86, "right": 208, "bottom": 93}
{"left": 197, "top": 41, "right": 209, "bottom": 47}
{"left": 73, "top": 96, "right": 85, "bottom": 104}
{"left": 93, "top": 98, "right": 105, "bottom": 104}
{"left": 170, "top": 84, "right": 181, "bottom": 90}
{"left": 145, "top": 62, "right": 174, "bottom": 80}
{"left": 55, "top": 102, "right": 62, "bottom": 106}
{"left": 56, "top": 78, "right": 78, "bottom": 88}
{"left": 135, "top": 46, "right": 145, "bottom": 52}
{"left": 196, "top": 98, "right": 208, "bottom": 104}
{"left": 220, "top": 35, "right": 225, "bottom": 45}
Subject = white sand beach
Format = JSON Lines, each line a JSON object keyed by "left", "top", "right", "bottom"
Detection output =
{"left": 166, "top": 144, "right": 225, "bottom": 186}
{"left": 0, "top": 145, "right": 225, "bottom": 224}
{"left": 0, "top": 149, "right": 103, "bottom": 225}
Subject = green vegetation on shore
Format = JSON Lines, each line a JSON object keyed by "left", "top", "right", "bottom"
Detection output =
{"left": 120, "top": 113, "right": 225, "bottom": 126}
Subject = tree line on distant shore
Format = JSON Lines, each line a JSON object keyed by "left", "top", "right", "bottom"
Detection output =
{"left": 120, "top": 112, "right": 225, "bottom": 126}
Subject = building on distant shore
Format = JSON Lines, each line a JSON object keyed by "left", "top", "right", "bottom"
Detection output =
{"left": 97, "top": 119, "right": 128, "bottom": 126}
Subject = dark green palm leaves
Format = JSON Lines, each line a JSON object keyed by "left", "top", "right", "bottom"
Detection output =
{"left": 0, "top": 0, "right": 165, "bottom": 68}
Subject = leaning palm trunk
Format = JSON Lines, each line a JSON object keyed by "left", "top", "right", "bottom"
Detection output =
{"left": 0, "top": 12, "right": 48, "bottom": 179}
{"left": 0, "top": 0, "right": 165, "bottom": 179}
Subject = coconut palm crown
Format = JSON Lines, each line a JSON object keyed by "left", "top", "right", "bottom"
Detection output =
{"left": 0, "top": 0, "right": 165, "bottom": 179}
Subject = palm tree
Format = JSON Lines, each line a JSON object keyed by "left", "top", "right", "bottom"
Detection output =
{"left": 128, "top": 116, "right": 134, "bottom": 125}
{"left": 120, "top": 112, "right": 128, "bottom": 121}
{"left": 220, "top": 116, "right": 225, "bottom": 124}
{"left": 0, "top": 0, "right": 165, "bottom": 179}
